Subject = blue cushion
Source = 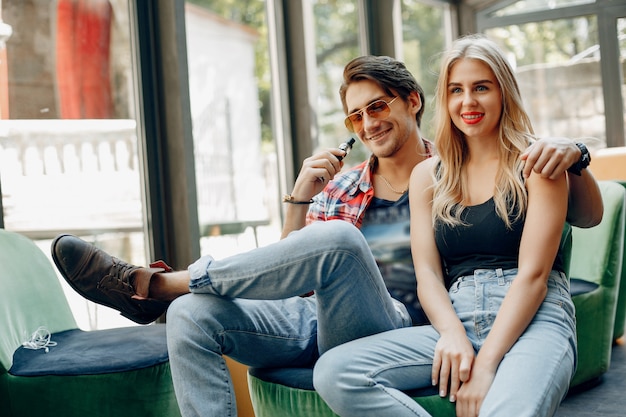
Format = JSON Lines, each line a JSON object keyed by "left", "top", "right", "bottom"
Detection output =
{"left": 570, "top": 278, "right": 600, "bottom": 297}
{"left": 9, "top": 324, "right": 168, "bottom": 376}
{"left": 249, "top": 366, "right": 440, "bottom": 397}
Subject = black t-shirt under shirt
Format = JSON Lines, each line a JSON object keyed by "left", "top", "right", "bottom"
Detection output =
{"left": 360, "top": 193, "right": 428, "bottom": 325}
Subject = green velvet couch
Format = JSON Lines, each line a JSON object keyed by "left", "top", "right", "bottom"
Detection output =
{"left": 569, "top": 180, "right": 625, "bottom": 387}
{"left": 611, "top": 180, "right": 626, "bottom": 341}
{"left": 0, "top": 229, "right": 181, "bottom": 417}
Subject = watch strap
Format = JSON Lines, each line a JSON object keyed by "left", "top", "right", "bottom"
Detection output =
{"left": 567, "top": 143, "right": 591, "bottom": 176}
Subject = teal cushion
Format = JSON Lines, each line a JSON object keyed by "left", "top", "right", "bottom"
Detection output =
{"left": 10, "top": 325, "right": 168, "bottom": 376}
{"left": 569, "top": 278, "right": 599, "bottom": 297}
{"left": 249, "top": 366, "right": 444, "bottom": 395}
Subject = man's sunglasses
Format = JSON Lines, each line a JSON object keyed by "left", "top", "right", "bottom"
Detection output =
{"left": 344, "top": 97, "right": 398, "bottom": 133}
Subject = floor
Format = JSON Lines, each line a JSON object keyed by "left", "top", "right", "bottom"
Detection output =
{"left": 556, "top": 338, "right": 626, "bottom": 416}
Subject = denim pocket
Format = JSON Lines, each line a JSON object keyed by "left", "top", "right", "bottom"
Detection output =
{"left": 543, "top": 272, "right": 571, "bottom": 306}
{"left": 538, "top": 272, "right": 576, "bottom": 330}
{"left": 448, "top": 275, "right": 479, "bottom": 317}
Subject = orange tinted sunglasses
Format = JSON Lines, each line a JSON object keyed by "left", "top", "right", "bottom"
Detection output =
{"left": 344, "top": 97, "right": 398, "bottom": 133}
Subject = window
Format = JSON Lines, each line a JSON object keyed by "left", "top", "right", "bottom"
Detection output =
{"left": 401, "top": 0, "right": 450, "bottom": 141}
{"left": 618, "top": 17, "right": 626, "bottom": 143}
{"left": 478, "top": 0, "right": 626, "bottom": 149}
{"left": 0, "top": 0, "right": 145, "bottom": 330}
{"left": 313, "top": 0, "right": 360, "bottom": 153}
{"left": 488, "top": 0, "right": 594, "bottom": 17}
{"left": 184, "top": 0, "right": 280, "bottom": 257}
{"left": 486, "top": 16, "right": 606, "bottom": 148}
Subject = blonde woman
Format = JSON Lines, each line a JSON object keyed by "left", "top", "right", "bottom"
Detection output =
{"left": 314, "top": 34, "right": 578, "bottom": 417}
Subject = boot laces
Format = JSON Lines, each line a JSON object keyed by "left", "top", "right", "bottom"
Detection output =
{"left": 101, "top": 258, "right": 138, "bottom": 293}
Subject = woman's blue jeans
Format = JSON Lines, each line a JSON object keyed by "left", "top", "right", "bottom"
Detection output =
{"left": 314, "top": 268, "right": 577, "bottom": 417}
{"left": 165, "top": 220, "right": 412, "bottom": 417}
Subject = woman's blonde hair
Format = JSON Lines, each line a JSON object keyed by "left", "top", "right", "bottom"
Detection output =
{"left": 432, "top": 34, "right": 535, "bottom": 229}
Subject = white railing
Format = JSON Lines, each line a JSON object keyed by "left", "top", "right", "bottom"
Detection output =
{"left": 0, "top": 119, "right": 143, "bottom": 239}
{"left": 0, "top": 119, "right": 276, "bottom": 248}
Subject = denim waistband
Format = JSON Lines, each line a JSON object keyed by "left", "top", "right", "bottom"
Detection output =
{"left": 452, "top": 268, "right": 566, "bottom": 286}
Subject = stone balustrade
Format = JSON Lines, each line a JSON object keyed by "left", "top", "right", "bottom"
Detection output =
{"left": 0, "top": 119, "right": 143, "bottom": 240}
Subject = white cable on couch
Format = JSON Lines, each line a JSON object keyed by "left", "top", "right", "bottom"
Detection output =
{"left": 22, "top": 326, "right": 57, "bottom": 353}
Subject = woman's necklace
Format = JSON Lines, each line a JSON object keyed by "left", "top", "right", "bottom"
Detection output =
{"left": 377, "top": 174, "right": 408, "bottom": 194}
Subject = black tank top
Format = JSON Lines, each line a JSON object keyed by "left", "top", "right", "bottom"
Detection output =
{"left": 435, "top": 198, "right": 565, "bottom": 285}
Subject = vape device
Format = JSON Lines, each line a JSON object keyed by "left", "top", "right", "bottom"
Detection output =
{"left": 337, "top": 138, "right": 355, "bottom": 161}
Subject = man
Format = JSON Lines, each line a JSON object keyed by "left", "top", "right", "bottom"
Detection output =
{"left": 51, "top": 56, "right": 602, "bottom": 416}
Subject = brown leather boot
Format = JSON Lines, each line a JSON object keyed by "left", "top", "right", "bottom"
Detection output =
{"left": 51, "top": 234, "right": 171, "bottom": 324}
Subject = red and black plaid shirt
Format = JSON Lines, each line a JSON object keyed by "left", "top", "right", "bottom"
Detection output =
{"left": 306, "top": 139, "right": 433, "bottom": 229}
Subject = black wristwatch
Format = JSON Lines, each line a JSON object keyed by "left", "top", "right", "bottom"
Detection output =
{"left": 567, "top": 143, "right": 591, "bottom": 176}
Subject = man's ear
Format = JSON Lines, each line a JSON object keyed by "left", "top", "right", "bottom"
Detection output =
{"left": 408, "top": 91, "right": 422, "bottom": 114}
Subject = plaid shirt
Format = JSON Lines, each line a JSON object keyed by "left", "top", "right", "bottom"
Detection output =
{"left": 306, "top": 139, "right": 434, "bottom": 228}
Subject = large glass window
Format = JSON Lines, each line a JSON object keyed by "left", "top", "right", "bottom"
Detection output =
{"left": 313, "top": 0, "right": 360, "bottom": 157}
{"left": 489, "top": 0, "right": 594, "bottom": 17}
{"left": 311, "top": 0, "right": 451, "bottom": 157}
{"left": 486, "top": 16, "right": 607, "bottom": 150}
{"left": 617, "top": 17, "right": 626, "bottom": 141}
{"left": 184, "top": 0, "right": 280, "bottom": 258}
{"left": 401, "top": 0, "right": 449, "bottom": 141}
{"left": 0, "top": 0, "right": 145, "bottom": 329}
{"left": 478, "top": 0, "right": 626, "bottom": 149}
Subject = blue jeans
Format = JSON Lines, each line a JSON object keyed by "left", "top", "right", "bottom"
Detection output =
{"left": 165, "top": 220, "right": 412, "bottom": 417}
{"left": 314, "top": 268, "right": 577, "bottom": 417}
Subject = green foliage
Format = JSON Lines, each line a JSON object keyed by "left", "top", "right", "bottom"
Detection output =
{"left": 486, "top": 17, "right": 599, "bottom": 66}
{"left": 401, "top": 0, "right": 447, "bottom": 141}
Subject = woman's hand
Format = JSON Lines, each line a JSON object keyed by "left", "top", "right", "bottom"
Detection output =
{"left": 432, "top": 330, "right": 475, "bottom": 402}
{"left": 455, "top": 366, "right": 496, "bottom": 417}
